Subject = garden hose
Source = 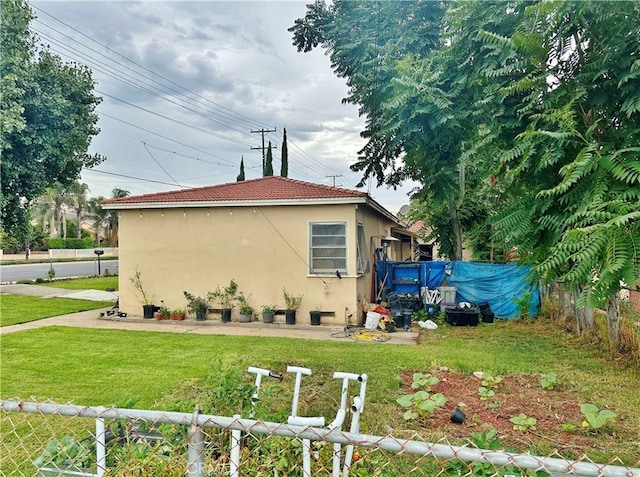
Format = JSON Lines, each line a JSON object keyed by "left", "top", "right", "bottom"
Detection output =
{"left": 347, "top": 329, "right": 390, "bottom": 343}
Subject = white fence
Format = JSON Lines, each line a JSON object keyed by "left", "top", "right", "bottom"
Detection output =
{"left": 48, "top": 248, "right": 118, "bottom": 259}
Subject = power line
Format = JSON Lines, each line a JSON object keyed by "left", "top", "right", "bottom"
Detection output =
{"left": 142, "top": 143, "right": 184, "bottom": 188}
{"left": 31, "top": 4, "right": 266, "bottom": 131}
{"left": 31, "top": 4, "right": 355, "bottom": 186}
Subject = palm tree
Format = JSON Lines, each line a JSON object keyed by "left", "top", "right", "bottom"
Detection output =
{"left": 67, "top": 181, "right": 90, "bottom": 239}
{"left": 87, "top": 197, "right": 109, "bottom": 246}
{"left": 37, "top": 183, "right": 70, "bottom": 238}
{"left": 109, "top": 188, "right": 129, "bottom": 246}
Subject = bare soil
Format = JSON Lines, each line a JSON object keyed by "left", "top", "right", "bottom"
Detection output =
{"left": 399, "top": 370, "right": 625, "bottom": 459}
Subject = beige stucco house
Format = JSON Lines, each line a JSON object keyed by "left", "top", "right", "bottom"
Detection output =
{"left": 102, "top": 176, "right": 413, "bottom": 326}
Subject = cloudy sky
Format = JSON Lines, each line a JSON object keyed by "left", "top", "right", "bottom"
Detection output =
{"left": 30, "top": 1, "right": 417, "bottom": 212}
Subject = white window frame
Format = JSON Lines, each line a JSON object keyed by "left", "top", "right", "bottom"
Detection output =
{"left": 309, "top": 221, "right": 348, "bottom": 274}
{"left": 356, "top": 223, "right": 370, "bottom": 275}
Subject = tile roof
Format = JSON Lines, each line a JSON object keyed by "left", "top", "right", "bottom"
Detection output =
{"left": 102, "top": 176, "right": 368, "bottom": 206}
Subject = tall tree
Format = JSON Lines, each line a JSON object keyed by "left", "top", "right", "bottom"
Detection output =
{"left": 264, "top": 142, "right": 274, "bottom": 176}
{"left": 86, "top": 196, "right": 108, "bottom": 247}
{"left": 67, "top": 181, "right": 90, "bottom": 239}
{"left": 291, "top": 2, "right": 502, "bottom": 260}
{"left": 291, "top": 0, "right": 640, "bottom": 349}
{"left": 487, "top": 1, "right": 640, "bottom": 349}
{"left": 280, "top": 128, "right": 289, "bottom": 177}
{"left": 108, "top": 187, "right": 129, "bottom": 246}
{"left": 237, "top": 156, "right": 245, "bottom": 181}
{"left": 37, "top": 183, "right": 70, "bottom": 238}
{"left": 0, "top": 0, "right": 103, "bottom": 236}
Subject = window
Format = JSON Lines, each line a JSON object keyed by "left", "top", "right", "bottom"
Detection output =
{"left": 356, "top": 223, "right": 370, "bottom": 274}
{"left": 309, "top": 222, "right": 347, "bottom": 274}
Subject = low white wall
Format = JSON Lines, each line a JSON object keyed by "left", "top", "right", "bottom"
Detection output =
{"left": 49, "top": 248, "right": 119, "bottom": 258}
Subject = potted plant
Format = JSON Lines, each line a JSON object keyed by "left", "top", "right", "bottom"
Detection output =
{"left": 261, "top": 304, "right": 277, "bottom": 323}
{"left": 155, "top": 304, "right": 171, "bottom": 320}
{"left": 212, "top": 279, "right": 238, "bottom": 323}
{"left": 309, "top": 306, "right": 322, "bottom": 326}
{"left": 130, "top": 267, "right": 156, "bottom": 318}
{"left": 282, "top": 287, "right": 303, "bottom": 325}
{"left": 183, "top": 290, "right": 212, "bottom": 321}
{"left": 170, "top": 308, "right": 185, "bottom": 321}
{"left": 237, "top": 292, "right": 254, "bottom": 323}
{"left": 34, "top": 435, "right": 94, "bottom": 476}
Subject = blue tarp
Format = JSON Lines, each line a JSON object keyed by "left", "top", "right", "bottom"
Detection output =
{"left": 376, "top": 260, "right": 447, "bottom": 291}
{"left": 375, "top": 259, "right": 540, "bottom": 319}
{"left": 447, "top": 262, "right": 540, "bottom": 319}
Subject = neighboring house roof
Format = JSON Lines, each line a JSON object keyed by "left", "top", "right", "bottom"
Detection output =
{"left": 102, "top": 176, "right": 401, "bottom": 224}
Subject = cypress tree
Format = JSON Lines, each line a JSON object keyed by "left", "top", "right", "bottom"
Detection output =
{"left": 280, "top": 128, "right": 288, "bottom": 177}
{"left": 264, "top": 142, "right": 274, "bottom": 176}
{"left": 236, "top": 156, "right": 245, "bottom": 181}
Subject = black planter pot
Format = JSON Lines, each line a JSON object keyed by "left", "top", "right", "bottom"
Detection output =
{"left": 310, "top": 311, "right": 321, "bottom": 326}
{"left": 196, "top": 308, "right": 207, "bottom": 321}
{"left": 142, "top": 304, "right": 156, "bottom": 319}
{"left": 285, "top": 310, "right": 296, "bottom": 325}
{"left": 450, "top": 406, "right": 466, "bottom": 424}
{"left": 221, "top": 308, "right": 232, "bottom": 323}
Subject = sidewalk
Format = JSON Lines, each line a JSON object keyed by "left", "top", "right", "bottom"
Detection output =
{"left": 0, "top": 284, "right": 419, "bottom": 344}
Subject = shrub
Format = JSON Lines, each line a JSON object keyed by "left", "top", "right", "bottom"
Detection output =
{"left": 45, "top": 237, "right": 94, "bottom": 249}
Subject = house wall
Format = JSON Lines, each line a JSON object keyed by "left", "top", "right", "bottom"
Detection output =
{"left": 117, "top": 203, "right": 395, "bottom": 326}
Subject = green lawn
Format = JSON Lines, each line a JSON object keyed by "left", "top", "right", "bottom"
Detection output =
{"left": 0, "top": 295, "right": 114, "bottom": 326}
{"left": 1, "top": 320, "right": 638, "bottom": 468}
{"left": 40, "top": 276, "right": 119, "bottom": 291}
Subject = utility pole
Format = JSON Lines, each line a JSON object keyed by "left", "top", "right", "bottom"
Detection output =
{"left": 251, "top": 127, "right": 277, "bottom": 170}
{"left": 326, "top": 174, "right": 342, "bottom": 187}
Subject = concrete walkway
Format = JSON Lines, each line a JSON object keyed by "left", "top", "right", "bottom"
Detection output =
{"left": 0, "top": 284, "right": 419, "bottom": 345}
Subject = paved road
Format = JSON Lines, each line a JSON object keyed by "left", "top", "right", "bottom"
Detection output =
{"left": 0, "top": 260, "right": 119, "bottom": 283}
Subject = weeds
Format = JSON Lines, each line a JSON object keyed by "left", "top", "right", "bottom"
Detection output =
{"left": 580, "top": 404, "right": 616, "bottom": 431}
{"left": 510, "top": 413, "right": 537, "bottom": 432}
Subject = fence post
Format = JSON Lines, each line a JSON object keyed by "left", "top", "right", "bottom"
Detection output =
{"left": 96, "top": 417, "right": 106, "bottom": 477}
{"left": 187, "top": 406, "right": 205, "bottom": 477}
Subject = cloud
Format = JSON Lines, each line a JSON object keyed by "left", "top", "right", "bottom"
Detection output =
{"left": 30, "top": 1, "right": 415, "bottom": 212}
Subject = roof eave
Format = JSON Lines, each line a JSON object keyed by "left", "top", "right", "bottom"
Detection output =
{"left": 102, "top": 197, "right": 370, "bottom": 210}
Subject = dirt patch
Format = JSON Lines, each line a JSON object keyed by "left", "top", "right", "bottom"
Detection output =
{"left": 399, "top": 370, "right": 608, "bottom": 456}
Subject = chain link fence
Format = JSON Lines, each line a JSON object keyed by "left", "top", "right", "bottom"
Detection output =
{"left": 1, "top": 399, "right": 638, "bottom": 477}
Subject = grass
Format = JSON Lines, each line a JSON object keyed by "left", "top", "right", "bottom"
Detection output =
{"left": 1, "top": 320, "right": 638, "bottom": 464}
{"left": 0, "top": 295, "right": 114, "bottom": 326}
{"left": 39, "top": 276, "right": 119, "bottom": 291}
{"left": 1, "top": 276, "right": 117, "bottom": 326}
{"left": 2, "top": 276, "right": 637, "bottom": 472}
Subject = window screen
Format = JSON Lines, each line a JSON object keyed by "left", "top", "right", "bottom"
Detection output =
{"left": 310, "top": 222, "right": 347, "bottom": 273}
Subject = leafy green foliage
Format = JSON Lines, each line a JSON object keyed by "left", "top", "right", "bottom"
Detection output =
{"left": 580, "top": 404, "right": 617, "bottom": 430}
{"left": 33, "top": 435, "right": 93, "bottom": 468}
{"left": 397, "top": 372, "right": 446, "bottom": 421}
{"left": 264, "top": 141, "right": 274, "bottom": 176}
{"left": 540, "top": 372, "right": 557, "bottom": 391}
{"left": 1, "top": 0, "right": 104, "bottom": 236}
{"left": 477, "top": 386, "right": 495, "bottom": 401}
{"left": 290, "top": 0, "right": 640, "bottom": 335}
{"left": 510, "top": 413, "right": 537, "bottom": 432}
{"left": 45, "top": 237, "right": 94, "bottom": 249}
